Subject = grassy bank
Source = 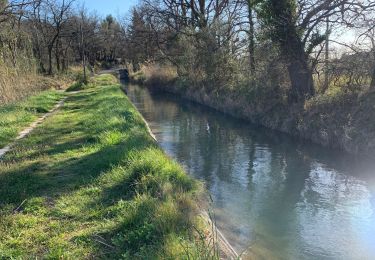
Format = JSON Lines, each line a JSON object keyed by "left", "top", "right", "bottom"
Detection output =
{"left": 130, "top": 65, "right": 375, "bottom": 155}
{"left": 0, "top": 75, "right": 208, "bottom": 259}
{"left": 0, "top": 91, "right": 65, "bottom": 148}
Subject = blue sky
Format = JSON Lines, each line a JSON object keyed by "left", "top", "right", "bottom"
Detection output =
{"left": 76, "top": 0, "right": 139, "bottom": 16}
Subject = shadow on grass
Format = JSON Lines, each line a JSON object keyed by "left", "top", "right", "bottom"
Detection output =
{"left": 0, "top": 127, "right": 154, "bottom": 206}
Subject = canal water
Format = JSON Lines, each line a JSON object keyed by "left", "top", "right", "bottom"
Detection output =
{"left": 125, "top": 84, "right": 375, "bottom": 260}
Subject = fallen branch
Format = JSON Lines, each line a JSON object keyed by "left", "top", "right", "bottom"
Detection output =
{"left": 93, "top": 234, "right": 115, "bottom": 249}
{"left": 13, "top": 199, "right": 27, "bottom": 213}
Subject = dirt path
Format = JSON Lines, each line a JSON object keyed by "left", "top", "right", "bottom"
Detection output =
{"left": 0, "top": 97, "right": 67, "bottom": 159}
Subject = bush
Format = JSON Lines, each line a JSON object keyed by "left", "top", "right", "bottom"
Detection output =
{"left": 129, "top": 70, "right": 147, "bottom": 85}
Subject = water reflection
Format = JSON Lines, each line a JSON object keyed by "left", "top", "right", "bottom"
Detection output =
{"left": 126, "top": 84, "right": 375, "bottom": 260}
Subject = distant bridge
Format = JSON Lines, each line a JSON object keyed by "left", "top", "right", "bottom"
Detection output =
{"left": 99, "top": 68, "right": 129, "bottom": 82}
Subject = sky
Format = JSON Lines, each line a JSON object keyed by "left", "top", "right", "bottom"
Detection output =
{"left": 76, "top": 0, "right": 139, "bottom": 17}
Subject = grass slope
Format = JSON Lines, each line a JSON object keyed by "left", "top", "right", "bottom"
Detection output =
{"left": 0, "top": 75, "right": 205, "bottom": 259}
{"left": 0, "top": 90, "right": 64, "bottom": 148}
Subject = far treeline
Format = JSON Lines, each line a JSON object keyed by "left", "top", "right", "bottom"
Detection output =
{"left": 1, "top": 0, "right": 375, "bottom": 103}
{"left": 0, "top": 0, "right": 128, "bottom": 75}
{"left": 0, "top": 0, "right": 128, "bottom": 103}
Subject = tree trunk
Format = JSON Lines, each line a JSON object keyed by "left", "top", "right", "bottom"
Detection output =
{"left": 39, "top": 61, "right": 46, "bottom": 73}
{"left": 55, "top": 44, "right": 60, "bottom": 72}
{"left": 48, "top": 45, "right": 53, "bottom": 75}
{"left": 198, "top": 0, "right": 207, "bottom": 28}
{"left": 268, "top": 0, "right": 315, "bottom": 103}
{"left": 287, "top": 55, "right": 314, "bottom": 103}
{"left": 284, "top": 40, "right": 314, "bottom": 102}
{"left": 62, "top": 56, "right": 66, "bottom": 71}
{"left": 47, "top": 31, "right": 59, "bottom": 75}
{"left": 281, "top": 19, "right": 315, "bottom": 102}
{"left": 83, "top": 53, "right": 87, "bottom": 82}
{"left": 35, "top": 45, "right": 45, "bottom": 73}
{"left": 180, "top": 0, "right": 187, "bottom": 27}
{"left": 371, "top": 49, "right": 375, "bottom": 89}
{"left": 80, "top": 23, "right": 87, "bottom": 83}
{"left": 371, "top": 65, "right": 375, "bottom": 89}
{"left": 247, "top": 0, "right": 255, "bottom": 76}
{"left": 323, "top": 17, "right": 329, "bottom": 93}
{"left": 190, "top": 0, "right": 196, "bottom": 26}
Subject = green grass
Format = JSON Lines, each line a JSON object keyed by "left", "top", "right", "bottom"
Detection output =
{"left": 67, "top": 74, "right": 119, "bottom": 92}
{"left": 0, "top": 77, "right": 207, "bottom": 259}
{"left": 0, "top": 91, "right": 64, "bottom": 148}
{"left": 92, "top": 74, "right": 119, "bottom": 86}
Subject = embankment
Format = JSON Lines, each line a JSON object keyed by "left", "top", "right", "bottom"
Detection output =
{"left": 130, "top": 68, "right": 375, "bottom": 155}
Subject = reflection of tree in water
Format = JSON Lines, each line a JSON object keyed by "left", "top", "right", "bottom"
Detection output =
{"left": 295, "top": 163, "right": 375, "bottom": 259}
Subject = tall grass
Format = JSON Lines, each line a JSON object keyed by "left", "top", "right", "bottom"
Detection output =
{"left": 130, "top": 64, "right": 177, "bottom": 87}
{"left": 0, "top": 63, "right": 71, "bottom": 105}
{"left": 0, "top": 43, "right": 77, "bottom": 105}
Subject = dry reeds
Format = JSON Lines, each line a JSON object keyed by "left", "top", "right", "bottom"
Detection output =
{"left": 0, "top": 64, "right": 69, "bottom": 105}
{"left": 141, "top": 64, "right": 178, "bottom": 86}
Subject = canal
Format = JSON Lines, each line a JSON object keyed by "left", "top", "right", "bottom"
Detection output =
{"left": 125, "top": 83, "right": 375, "bottom": 260}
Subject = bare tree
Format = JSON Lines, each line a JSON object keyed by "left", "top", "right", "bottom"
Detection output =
{"left": 359, "top": 22, "right": 375, "bottom": 89}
